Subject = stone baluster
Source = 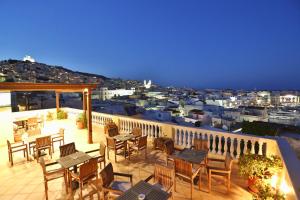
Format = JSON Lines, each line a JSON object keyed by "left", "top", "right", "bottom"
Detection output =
{"left": 218, "top": 136, "right": 222, "bottom": 155}
{"left": 212, "top": 135, "right": 216, "bottom": 154}
{"left": 251, "top": 140, "right": 255, "bottom": 154}
{"left": 179, "top": 130, "right": 183, "bottom": 146}
{"left": 229, "top": 138, "right": 234, "bottom": 157}
{"left": 236, "top": 138, "right": 241, "bottom": 158}
{"left": 174, "top": 129, "right": 178, "bottom": 145}
{"left": 187, "top": 131, "right": 191, "bottom": 148}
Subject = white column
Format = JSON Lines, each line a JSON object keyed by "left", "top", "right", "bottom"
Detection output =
{"left": 229, "top": 138, "right": 234, "bottom": 157}
{"left": 236, "top": 139, "right": 241, "bottom": 158}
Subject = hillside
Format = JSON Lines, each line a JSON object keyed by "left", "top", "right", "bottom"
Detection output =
{"left": 0, "top": 59, "right": 108, "bottom": 85}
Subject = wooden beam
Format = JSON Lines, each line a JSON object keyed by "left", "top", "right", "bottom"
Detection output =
{"left": 87, "top": 89, "right": 93, "bottom": 144}
{"left": 56, "top": 92, "right": 60, "bottom": 112}
{"left": 82, "top": 91, "right": 87, "bottom": 111}
{"left": 0, "top": 82, "right": 97, "bottom": 92}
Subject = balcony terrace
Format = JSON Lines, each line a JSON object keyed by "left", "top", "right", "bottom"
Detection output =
{"left": 0, "top": 106, "right": 299, "bottom": 200}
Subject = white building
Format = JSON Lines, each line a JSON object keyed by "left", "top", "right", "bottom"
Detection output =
{"left": 279, "top": 94, "right": 300, "bottom": 106}
{"left": 95, "top": 87, "right": 135, "bottom": 100}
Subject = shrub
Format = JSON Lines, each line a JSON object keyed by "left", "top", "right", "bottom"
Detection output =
{"left": 57, "top": 109, "right": 68, "bottom": 120}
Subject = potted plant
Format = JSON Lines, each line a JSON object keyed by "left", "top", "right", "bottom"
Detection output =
{"left": 57, "top": 109, "right": 68, "bottom": 120}
{"left": 238, "top": 154, "right": 283, "bottom": 193}
{"left": 76, "top": 113, "right": 87, "bottom": 129}
{"left": 253, "top": 181, "right": 285, "bottom": 200}
{"left": 46, "top": 111, "right": 54, "bottom": 121}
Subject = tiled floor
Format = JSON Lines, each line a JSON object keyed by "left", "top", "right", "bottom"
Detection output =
{"left": 0, "top": 119, "right": 252, "bottom": 200}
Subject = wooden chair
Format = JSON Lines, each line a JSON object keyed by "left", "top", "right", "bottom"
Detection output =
{"left": 39, "top": 157, "right": 68, "bottom": 200}
{"left": 174, "top": 158, "right": 202, "bottom": 199}
{"left": 145, "top": 164, "right": 174, "bottom": 199}
{"left": 165, "top": 140, "right": 177, "bottom": 165}
{"left": 99, "top": 163, "right": 133, "bottom": 199}
{"left": 128, "top": 135, "right": 147, "bottom": 160}
{"left": 69, "top": 158, "right": 99, "bottom": 200}
{"left": 85, "top": 142, "right": 106, "bottom": 169}
{"left": 106, "top": 136, "right": 125, "bottom": 163}
{"left": 27, "top": 128, "right": 42, "bottom": 154}
{"left": 27, "top": 117, "right": 38, "bottom": 130}
{"left": 190, "top": 138, "right": 209, "bottom": 168}
{"left": 52, "top": 128, "right": 65, "bottom": 153}
{"left": 129, "top": 127, "right": 142, "bottom": 144}
{"left": 207, "top": 152, "right": 233, "bottom": 192}
{"left": 35, "top": 136, "right": 52, "bottom": 162}
{"left": 59, "top": 142, "right": 77, "bottom": 157}
{"left": 7, "top": 140, "right": 29, "bottom": 166}
{"left": 105, "top": 122, "right": 120, "bottom": 137}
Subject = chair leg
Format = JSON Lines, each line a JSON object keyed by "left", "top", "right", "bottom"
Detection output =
{"left": 115, "top": 150, "right": 117, "bottom": 163}
{"left": 107, "top": 149, "right": 110, "bottom": 160}
{"left": 52, "top": 142, "right": 54, "bottom": 153}
{"left": 26, "top": 148, "right": 29, "bottom": 161}
{"left": 208, "top": 171, "right": 211, "bottom": 192}
{"left": 191, "top": 180, "right": 193, "bottom": 199}
{"left": 198, "top": 170, "right": 201, "bottom": 190}
{"left": 44, "top": 180, "right": 49, "bottom": 200}
{"left": 227, "top": 174, "right": 231, "bottom": 192}
{"left": 64, "top": 171, "right": 68, "bottom": 194}
{"left": 79, "top": 182, "right": 83, "bottom": 200}
{"left": 174, "top": 177, "right": 176, "bottom": 192}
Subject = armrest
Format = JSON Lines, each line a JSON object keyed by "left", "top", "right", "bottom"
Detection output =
{"left": 85, "top": 149, "right": 99, "bottom": 154}
{"left": 208, "top": 158, "right": 224, "bottom": 163}
{"left": 209, "top": 168, "right": 231, "bottom": 174}
{"left": 45, "top": 161, "right": 59, "bottom": 167}
{"left": 190, "top": 145, "right": 195, "bottom": 150}
{"left": 103, "top": 187, "right": 124, "bottom": 195}
{"left": 144, "top": 174, "right": 154, "bottom": 183}
{"left": 114, "top": 172, "right": 133, "bottom": 184}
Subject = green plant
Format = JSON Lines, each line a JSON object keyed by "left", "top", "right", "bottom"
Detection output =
{"left": 46, "top": 111, "right": 54, "bottom": 121}
{"left": 253, "top": 181, "right": 285, "bottom": 200}
{"left": 238, "top": 154, "right": 283, "bottom": 180}
{"left": 57, "top": 109, "right": 68, "bottom": 120}
{"left": 76, "top": 113, "right": 87, "bottom": 128}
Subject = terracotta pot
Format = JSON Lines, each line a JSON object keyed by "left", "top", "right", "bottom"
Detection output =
{"left": 76, "top": 121, "right": 84, "bottom": 129}
{"left": 248, "top": 177, "right": 259, "bottom": 193}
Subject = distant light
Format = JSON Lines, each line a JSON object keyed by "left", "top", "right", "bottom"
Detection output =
{"left": 280, "top": 180, "right": 290, "bottom": 195}
{"left": 23, "top": 55, "right": 35, "bottom": 62}
{"left": 270, "top": 175, "right": 278, "bottom": 188}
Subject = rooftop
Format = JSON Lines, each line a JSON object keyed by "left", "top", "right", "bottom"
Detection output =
{"left": 0, "top": 118, "right": 252, "bottom": 200}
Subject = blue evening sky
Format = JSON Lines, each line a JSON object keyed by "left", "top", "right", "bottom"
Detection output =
{"left": 0, "top": 0, "right": 300, "bottom": 90}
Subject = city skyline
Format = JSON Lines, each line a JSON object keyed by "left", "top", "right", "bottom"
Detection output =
{"left": 1, "top": 0, "right": 300, "bottom": 90}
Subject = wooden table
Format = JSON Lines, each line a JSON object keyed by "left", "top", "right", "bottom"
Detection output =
{"left": 117, "top": 180, "right": 169, "bottom": 200}
{"left": 113, "top": 134, "right": 135, "bottom": 158}
{"left": 172, "top": 148, "right": 208, "bottom": 164}
{"left": 57, "top": 151, "right": 92, "bottom": 190}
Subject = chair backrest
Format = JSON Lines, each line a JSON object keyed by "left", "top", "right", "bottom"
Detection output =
{"left": 138, "top": 135, "right": 147, "bottom": 149}
{"left": 225, "top": 152, "right": 233, "bottom": 171}
{"left": 154, "top": 164, "right": 174, "bottom": 190}
{"left": 106, "top": 137, "right": 116, "bottom": 149}
{"left": 100, "top": 163, "right": 114, "bottom": 187}
{"left": 100, "top": 142, "right": 106, "bottom": 156}
{"left": 36, "top": 136, "right": 51, "bottom": 149}
{"left": 132, "top": 127, "right": 142, "bottom": 137}
{"left": 27, "top": 128, "right": 41, "bottom": 137}
{"left": 105, "top": 122, "right": 119, "bottom": 137}
{"left": 28, "top": 117, "right": 38, "bottom": 124}
{"left": 174, "top": 158, "right": 193, "bottom": 178}
{"left": 193, "top": 138, "right": 209, "bottom": 151}
{"left": 164, "top": 140, "right": 175, "bottom": 155}
{"left": 7, "top": 140, "right": 12, "bottom": 151}
{"left": 79, "top": 158, "right": 98, "bottom": 180}
{"left": 60, "top": 142, "right": 76, "bottom": 157}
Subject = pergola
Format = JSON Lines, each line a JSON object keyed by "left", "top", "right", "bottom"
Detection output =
{"left": 0, "top": 82, "right": 98, "bottom": 144}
